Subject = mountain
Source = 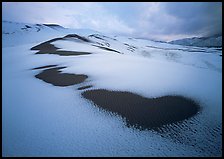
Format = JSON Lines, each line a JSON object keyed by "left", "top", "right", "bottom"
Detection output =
{"left": 169, "top": 34, "right": 222, "bottom": 47}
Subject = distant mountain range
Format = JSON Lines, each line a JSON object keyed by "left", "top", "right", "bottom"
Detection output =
{"left": 169, "top": 34, "right": 222, "bottom": 47}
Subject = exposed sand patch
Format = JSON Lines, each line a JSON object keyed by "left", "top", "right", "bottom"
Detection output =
{"left": 91, "top": 44, "right": 122, "bottom": 54}
{"left": 32, "top": 65, "right": 58, "bottom": 70}
{"left": 82, "top": 89, "right": 200, "bottom": 130}
{"left": 78, "top": 85, "right": 93, "bottom": 90}
{"left": 35, "top": 66, "right": 88, "bottom": 87}
{"left": 31, "top": 36, "right": 92, "bottom": 56}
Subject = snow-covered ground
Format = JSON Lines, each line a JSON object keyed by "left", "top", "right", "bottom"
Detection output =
{"left": 2, "top": 21, "right": 222, "bottom": 156}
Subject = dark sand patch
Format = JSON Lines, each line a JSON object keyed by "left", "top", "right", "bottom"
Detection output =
{"left": 82, "top": 89, "right": 200, "bottom": 130}
{"left": 63, "top": 34, "right": 92, "bottom": 42}
{"left": 88, "top": 34, "right": 105, "bottom": 40}
{"left": 92, "top": 45, "right": 122, "bottom": 54}
{"left": 21, "top": 25, "right": 32, "bottom": 30}
{"left": 42, "top": 50, "right": 91, "bottom": 56}
{"left": 43, "top": 24, "right": 64, "bottom": 28}
{"left": 124, "top": 43, "right": 138, "bottom": 52}
{"left": 31, "top": 37, "right": 92, "bottom": 56}
{"left": 32, "top": 65, "right": 58, "bottom": 70}
{"left": 89, "top": 34, "right": 117, "bottom": 41}
{"left": 78, "top": 85, "right": 93, "bottom": 90}
{"left": 25, "top": 25, "right": 32, "bottom": 28}
{"left": 124, "top": 43, "right": 137, "bottom": 49}
{"left": 31, "top": 37, "right": 62, "bottom": 53}
{"left": 35, "top": 66, "right": 88, "bottom": 87}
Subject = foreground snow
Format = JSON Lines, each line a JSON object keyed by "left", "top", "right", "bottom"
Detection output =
{"left": 2, "top": 21, "right": 222, "bottom": 156}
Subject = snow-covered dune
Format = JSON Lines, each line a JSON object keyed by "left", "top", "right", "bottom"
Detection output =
{"left": 2, "top": 21, "right": 222, "bottom": 157}
{"left": 2, "top": 20, "right": 100, "bottom": 47}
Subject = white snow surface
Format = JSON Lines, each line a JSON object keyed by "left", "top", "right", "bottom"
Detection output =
{"left": 2, "top": 20, "right": 100, "bottom": 47}
{"left": 2, "top": 21, "right": 222, "bottom": 156}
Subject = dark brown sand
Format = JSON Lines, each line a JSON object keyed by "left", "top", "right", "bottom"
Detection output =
{"left": 32, "top": 65, "right": 58, "bottom": 70}
{"left": 78, "top": 85, "right": 93, "bottom": 90}
{"left": 88, "top": 34, "right": 105, "bottom": 40}
{"left": 89, "top": 34, "right": 117, "bottom": 41}
{"left": 124, "top": 43, "right": 137, "bottom": 49}
{"left": 82, "top": 89, "right": 200, "bottom": 130}
{"left": 31, "top": 36, "right": 92, "bottom": 56}
{"left": 43, "top": 24, "right": 64, "bottom": 28}
{"left": 91, "top": 45, "right": 122, "bottom": 54}
{"left": 31, "top": 38, "right": 62, "bottom": 53}
{"left": 43, "top": 50, "right": 92, "bottom": 56}
{"left": 63, "top": 34, "right": 92, "bottom": 42}
{"left": 35, "top": 66, "right": 88, "bottom": 87}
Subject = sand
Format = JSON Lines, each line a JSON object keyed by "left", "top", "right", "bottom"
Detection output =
{"left": 82, "top": 89, "right": 200, "bottom": 130}
{"left": 63, "top": 34, "right": 92, "bottom": 42}
{"left": 91, "top": 44, "right": 122, "bottom": 54}
{"left": 32, "top": 65, "right": 58, "bottom": 70}
{"left": 31, "top": 36, "right": 92, "bottom": 56}
{"left": 78, "top": 85, "right": 93, "bottom": 90}
{"left": 35, "top": 66, "right": 88, "bottom": 87}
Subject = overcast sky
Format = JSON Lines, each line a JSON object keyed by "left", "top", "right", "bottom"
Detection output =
{"left": 2, "top": 2, "right": 222, "bottom": 41}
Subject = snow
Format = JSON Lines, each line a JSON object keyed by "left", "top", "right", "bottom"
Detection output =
{"left": 2, "top": 21, "right": 100, "bottom": 48}
{"left": 3, "top": 45, "right": 202, "bottom": 157}
{"left": 2, "top": 21, "right": 222, "bottom": 156}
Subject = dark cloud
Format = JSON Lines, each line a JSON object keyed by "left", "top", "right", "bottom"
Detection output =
{"left": 163, "top": 2, "right": 222, "bottom": 36}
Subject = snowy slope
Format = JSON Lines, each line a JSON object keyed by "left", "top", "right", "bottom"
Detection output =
{"left": 2, "top": 21, "right": 222, "bottom": 157}
{"left": 2, "top": 21, "right": 100, "bottom": 47}
{"left": 169, "top": 35, "right": 222, "bottom": 47}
